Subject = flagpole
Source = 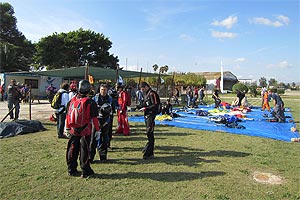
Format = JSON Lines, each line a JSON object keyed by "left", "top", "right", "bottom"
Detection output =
{"left": 116, "top": 63, "right": 119, "bottom": 83}
{"left": 138, "top": 67, "right": 142, "bottom": 86}
{"left": 170, "top": 72, "right": 175, "bottom": 100}
{"left": 220, "top": 61, "right": 224, "bottom": 93}
{"left": 84, "top": 61, "right": 89, "bottom": 80}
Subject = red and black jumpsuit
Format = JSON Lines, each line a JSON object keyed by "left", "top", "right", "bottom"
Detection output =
{"left": 116, "top": 90, "right": 130, "bottom": 136}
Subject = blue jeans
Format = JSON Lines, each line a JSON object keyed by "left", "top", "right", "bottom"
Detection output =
{"left": 56, "top": 113, "right": 66, "bottom": 137}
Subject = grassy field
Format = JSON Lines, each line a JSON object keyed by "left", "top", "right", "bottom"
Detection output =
{"left": 0, "top": 94, "right": 299, "bottom": 200}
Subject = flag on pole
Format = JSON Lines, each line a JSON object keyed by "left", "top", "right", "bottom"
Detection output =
{"left": 118, "top": 75, "right": 124, "bottom": 85}
{"left": 88, "top": 75, "right": 94, "bottom": 84}
{"left": 160, "top": 77, "right": 165, "bottom": 84}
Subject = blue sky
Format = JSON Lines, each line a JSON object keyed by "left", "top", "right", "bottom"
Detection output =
{"left": 7, "top": 0, "right": 300, "bottom": 83}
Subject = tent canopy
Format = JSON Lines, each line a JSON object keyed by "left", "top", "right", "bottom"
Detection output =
{"left": 33, "top": 66, "right": 160, "bottom": 80}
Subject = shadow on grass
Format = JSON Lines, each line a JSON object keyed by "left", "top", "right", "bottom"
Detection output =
{"left": 91, "top": 171, "right": 226, "bottom": 182}
{"left": 101, "top": 145, "right": 251, "bottom": 167}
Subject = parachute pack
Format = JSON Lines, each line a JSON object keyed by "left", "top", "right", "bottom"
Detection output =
{"left": 67, "top": 96, "right": 91, "bottom": 132}
{"left": 51, "top": 91, "right": 66, "bottom": 109}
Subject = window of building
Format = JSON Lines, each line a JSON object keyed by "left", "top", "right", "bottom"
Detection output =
{"left": 25, "top": 79, "right": 38, "bottom": 89}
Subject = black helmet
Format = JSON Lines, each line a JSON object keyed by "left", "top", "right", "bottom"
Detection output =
{"left": 100, "top": 103, "right": 112, "bottom": 116}
{"left": 78, "top": 80, "right": 91, "bottom": 94}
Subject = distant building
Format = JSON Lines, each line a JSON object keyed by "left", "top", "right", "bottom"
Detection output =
{"left": 195, "top": 71, "right": 238, "bottom": 91}
{"left": 238, "top": 79, "right": 257, "bottom": 86}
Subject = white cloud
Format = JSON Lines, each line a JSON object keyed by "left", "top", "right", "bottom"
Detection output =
{"left": 251, "top": 15, "right": 290, "bottom": 27}
{"left": 267, "top": 61, "right": 292, "bottom": 69}
{"left": 211, "top": 15, "right": 238, "bottom": 29}
{"left": 276, "top": 15, "right": 290, "bottom": 25}
{"left": 211, "top": 30, "right": 238, "bottom": 39}
{"left": 235, "top": 58, "right": 246, "bottom": 62}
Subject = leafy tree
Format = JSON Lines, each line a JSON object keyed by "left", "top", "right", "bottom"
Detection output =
{"left": 0, "top": 3, "right": 35, "bottom": 72}
{"left": 278, "top": 82, "right": 287, "bottom": 89}
{"left": 35, "top": 28, "right": 119, "bottom": 70}
{"left": 232, "top": 83, "right": 249, "bottom": 93}
{"left": 291, "top": 82, "right": 296, "bottom": 88}
{"left": 259, "top": 77, "right": 267, "bottom": 88}
{"left": 175, "top": 73, "right": 206, "bottom": 87}
{"left": 268, "top": 78, "right": 278, "bottom": 87}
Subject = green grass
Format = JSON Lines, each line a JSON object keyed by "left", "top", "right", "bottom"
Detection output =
{"left": 0, "top": 95, "right": 299, "bottom": 200}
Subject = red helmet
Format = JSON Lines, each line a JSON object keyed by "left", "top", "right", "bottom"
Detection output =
{"left": 70, "top": 81, "right": 77, "bottom": 90}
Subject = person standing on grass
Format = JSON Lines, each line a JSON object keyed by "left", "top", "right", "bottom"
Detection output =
{"left": 90, "top": 84, "right": 114, "bottom": 162}
{"left": 199, "top": 86, "right": 205, "bottom": 105}
{"left": 69, "top": 81, "right": 77, "bottom": 100}
{"left": 65, "top": 80, "right": 100, "bottom": 178}
{"left": 115, "top": 83, "right": 130, "bottom": 136}
{"left": 55, "top": 82, "right": 69, "bottom": 138}
{"left": 139, "top": 82, "right": 160, "bottom": 160}
{"left": 7, "top": 79, "right": 22, "bottom": 120}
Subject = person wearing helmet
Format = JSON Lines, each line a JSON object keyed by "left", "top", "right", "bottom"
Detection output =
{"left": 115, "top": 83, "right": 130, "bottom": 136}
{"left": 90, "top": 84, "right": 114, "bottom": 162}
{"left": 69, "top": 81, "right": 77, "bottom": 100}
{"left": 65, "top": 80, "right": 100, "bottom": 178}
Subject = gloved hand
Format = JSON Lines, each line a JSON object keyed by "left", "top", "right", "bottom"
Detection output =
{"left": 64, "top": 129, "right": 71, "bottom": 138}
{"left": 119, "top": 110, "right": 123, "bottom": 114}
{"left": 139, "top": 107, "right": 146, "bottom": 112}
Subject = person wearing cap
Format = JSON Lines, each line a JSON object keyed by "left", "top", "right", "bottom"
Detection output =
{"left": 7, "top": 79, "right": 22, "bottom": 120}
{"left": 65, "top": 80, "right": 100, "bottom": 178}
{"left": 139, "top": 81, "right": 160, "bottom": 159}
{"left": 115, "top": 83, "right": 130, "bottom": 136}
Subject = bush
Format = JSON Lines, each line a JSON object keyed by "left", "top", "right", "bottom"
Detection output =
{"left": 277, "top": 88, "right": 285, "bottom": 94}
{"left": 248, "top": 85, "right": 258, "bottom": 97}
{"left": 232, "top": 83, "right": 248, "bottom": 93}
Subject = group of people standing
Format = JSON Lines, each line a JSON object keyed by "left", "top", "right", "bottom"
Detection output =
{"left": 51, "top": 80, "right": 160, "bottom": 178}
{"left": 185, "top": 86, "right": 206, "bottom": 108}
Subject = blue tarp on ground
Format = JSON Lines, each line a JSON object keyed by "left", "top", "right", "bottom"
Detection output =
{"left": 128, "top": 105, "right": 298, "bottom": 142}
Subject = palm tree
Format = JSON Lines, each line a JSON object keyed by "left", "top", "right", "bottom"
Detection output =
{"left": 153, "top": 64, "right": 169, "bottom": 91}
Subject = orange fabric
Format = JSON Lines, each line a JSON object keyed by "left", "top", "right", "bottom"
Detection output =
{"left": 262, "top": 92, "right": 270, "bottom": 111}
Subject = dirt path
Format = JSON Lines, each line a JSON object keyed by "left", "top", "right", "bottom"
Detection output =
{"left": 0, "top": 100, "right": 53, "bottom": 122}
